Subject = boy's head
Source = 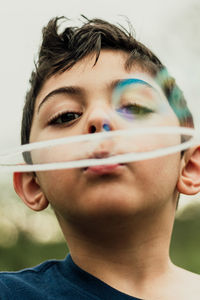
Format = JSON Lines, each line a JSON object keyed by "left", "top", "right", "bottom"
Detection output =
{"left": 21, "top": 16, "right": 193, "bottom": 146}
{"left": 14, "top": 16, "right": 200, "bottom": 231}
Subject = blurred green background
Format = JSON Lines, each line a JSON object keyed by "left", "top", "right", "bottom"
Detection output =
{"left": 0, "top": 174, "right": 200, "bottom": 273}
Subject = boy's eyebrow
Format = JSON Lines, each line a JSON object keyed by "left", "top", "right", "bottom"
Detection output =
{"left": 37, "top": 79, "right": 127, "bottom": 113}
{"left": 37, "top": 86, "right": 84, "bottom": 113}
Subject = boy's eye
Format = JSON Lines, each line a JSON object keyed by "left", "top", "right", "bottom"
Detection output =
{"left": 117, "top": 104, "right": 154, "bottom": 118}
{"left": 48, "top": 111, "right": 82, "bottom": 126}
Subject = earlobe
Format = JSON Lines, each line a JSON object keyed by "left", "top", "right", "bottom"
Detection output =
{"left": 13, "top": 172, "right": 49, "bottom": 211}
{"left": 177, "top": 146, "right": 200, "bottom": 195}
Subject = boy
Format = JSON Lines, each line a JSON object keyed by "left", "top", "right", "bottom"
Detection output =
{"left": 1, "top": 16, "right": 200, "bottom": 300}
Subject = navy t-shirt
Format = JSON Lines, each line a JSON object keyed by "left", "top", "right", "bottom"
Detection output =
{"left": 0, "top": 254, "right": 142, "bottom": 299}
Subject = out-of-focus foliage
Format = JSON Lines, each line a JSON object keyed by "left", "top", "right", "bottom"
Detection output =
{"left": 0, "top": 174, "right": 68, "bottom": 271}
{"left": 170, "top": 201, "right": 200, "bottom": 274}
{"left": 0, "top": 174, "right": 200, "bottom": 273}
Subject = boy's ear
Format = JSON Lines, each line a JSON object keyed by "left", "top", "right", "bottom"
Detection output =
{"left": 177, "top": 146, "right": 200, "bottom": 195}
{"left": 13, "top": 172, "right": 49, "bottom": 211}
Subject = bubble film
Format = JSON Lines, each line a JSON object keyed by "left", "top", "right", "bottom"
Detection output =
{"left": 0, "top": 72, "right": 198, "bottom": 172}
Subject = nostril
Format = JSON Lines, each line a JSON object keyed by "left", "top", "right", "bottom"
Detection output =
{"left": 102, "top": 123, "right": 111, "bottom": 131}
{"left": 89, "top": 125, "right": 96, "bottom": 133}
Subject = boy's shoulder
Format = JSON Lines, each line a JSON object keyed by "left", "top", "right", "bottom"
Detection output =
{"left": 164, "top": 265, "right": 200, "bottom": 300}
{"left": 0, "top": 257, "right": 62, "bottom": 280}
{"left": 0, "top": 255, "right": 143, "bottom": 300}
{"left": 0, "top": 258, "right": 63, "bottom": 300}
{"left": 174, "top": 264, "right": 200, "bottom": 283}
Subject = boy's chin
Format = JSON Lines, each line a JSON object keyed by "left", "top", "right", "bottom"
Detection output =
{"left": 68, "top": 192, "right": 145, "bottom": 224}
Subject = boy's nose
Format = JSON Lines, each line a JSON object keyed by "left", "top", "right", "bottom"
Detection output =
{"left": 85, "top": 106, "right": 114, "bottom": 134}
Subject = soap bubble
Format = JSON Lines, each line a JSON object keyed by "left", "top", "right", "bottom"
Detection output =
{"left": 0, "top": 71, "right": 198, "bottom": 172}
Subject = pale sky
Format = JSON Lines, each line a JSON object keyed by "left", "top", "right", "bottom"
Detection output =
{"left": 0, "top": 0, "right": 199, "bottom": 151}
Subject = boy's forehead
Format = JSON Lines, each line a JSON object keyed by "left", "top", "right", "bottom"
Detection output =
{"left": 35, "top": 50, "right": 146, "bottom": 109}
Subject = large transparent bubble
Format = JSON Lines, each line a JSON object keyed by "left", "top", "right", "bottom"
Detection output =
{"left": 0, "top": 71, "right": 198, "bottom": 172}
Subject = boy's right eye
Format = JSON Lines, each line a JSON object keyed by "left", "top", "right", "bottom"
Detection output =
{"left": 48, "top": 111, "right": 83, "bottom": 126}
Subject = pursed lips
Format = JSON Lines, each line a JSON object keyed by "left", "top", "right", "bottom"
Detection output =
{"left": 83, "top": 150, "right": 125, "bottom": 175}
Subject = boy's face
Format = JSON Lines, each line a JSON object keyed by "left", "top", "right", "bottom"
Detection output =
{"left": 29, "top": 50, "right": 181, "bottom": 224}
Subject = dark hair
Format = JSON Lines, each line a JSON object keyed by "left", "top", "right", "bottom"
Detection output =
{"left": 21, "top": 16, "right": 194, "bottom": 146}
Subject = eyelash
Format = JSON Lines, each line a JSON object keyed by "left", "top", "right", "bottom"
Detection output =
{"left": 47, "top": 111, "right": 83, "bottom": 126}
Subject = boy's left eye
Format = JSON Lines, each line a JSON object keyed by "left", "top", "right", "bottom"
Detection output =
{"left": 48, "top": 111, "right": 82, "bottom": 126}
{"left": 117, "top": 104, "right": 154, "bottom": 117}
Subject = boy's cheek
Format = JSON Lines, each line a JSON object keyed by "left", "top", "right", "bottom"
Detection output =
{"left": 129, "top": 154, "right": 181, "bottom": 194}
{"left": 36, "top": 169, "right": 79, "bottom": 203}
{"left": 36, "top": 153, "right": 181, "bottom": 213}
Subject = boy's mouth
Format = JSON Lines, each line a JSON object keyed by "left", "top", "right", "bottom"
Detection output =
{"left": 83, "top": 163, "right": 124, "bottom": 175}
{"left": 82, "top": 150, "right": 125, "bottom": 175}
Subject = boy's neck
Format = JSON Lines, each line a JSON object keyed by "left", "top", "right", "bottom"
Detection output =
{"left": 58, "top": 202, "right": 176, "bottom": 297}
